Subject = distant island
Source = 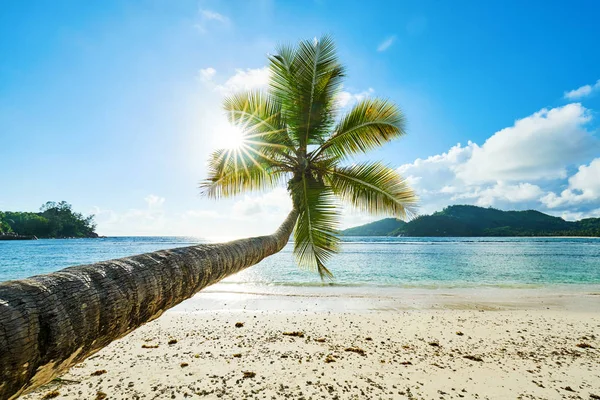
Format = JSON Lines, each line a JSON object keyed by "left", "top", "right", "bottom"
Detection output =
{"left": 342, "top": 205, "right": 600, "bottom": 237}
{"left": 0, "top": 201, "right": 98, "bottom": 239}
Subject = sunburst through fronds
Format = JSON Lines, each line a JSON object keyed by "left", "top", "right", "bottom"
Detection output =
{"left": 220, "top": 124, "right": 246, "bottom": 149}
{"left": 201, "top": 35, "right": 418, "bottom": 279}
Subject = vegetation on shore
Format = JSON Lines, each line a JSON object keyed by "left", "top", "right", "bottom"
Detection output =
{"left": 0, "top": 201, "right": 97, "bottom": 238}
{"left": 342, "top": 218, "right": 406, "bottom": 236}
{"left": 342, "top": 205, "right": 600, "bottom": 237}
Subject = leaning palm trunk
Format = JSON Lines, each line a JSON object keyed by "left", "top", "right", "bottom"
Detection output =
{"left": 0, "top": 209, "right": 298, "bottom": 400}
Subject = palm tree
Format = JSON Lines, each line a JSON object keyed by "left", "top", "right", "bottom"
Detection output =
{"left": 202, "top": 35, "right": 416, "bottom": 278}
{"left": 0, "top": 36, "right": 415, "bottom": 400}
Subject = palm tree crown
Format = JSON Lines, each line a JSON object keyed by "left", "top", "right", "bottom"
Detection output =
{"left": 201, "top": 35, "right": 417, "bottom": 279}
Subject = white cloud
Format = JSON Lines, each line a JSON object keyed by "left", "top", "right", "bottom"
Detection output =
{"left": 94, "top": 191, "right": 289, "bottom": 238}
{"left": 184, "top": 209, "right": 220, "bottom": 219}
{"left": 336, "top": 88, "right": 374, "bottom": 109}
{"left": 199, "top": 67, "right": 270, "bottom": 96}
{"left": 200, "top": 67, "right": 375, "bottom": 114}
{"left": 197, "top": 67, "right": 216, "bottom": 82}
{"left": 558, "top": 208, "right": 600, "bottom": 221}
{"left": 216, "top": 67, "right": 270, "bottom": 95}
{"left": 182, "top": 189, "right": 293, "bottom": 240}
{"left": 564, "top": 79, "right": 600, "bottom": 100}
{"left": 398, "top": 142, "right": 474, "bottom": 193}
{"left": 457, "top": 103, "right": 596, "bottom": 183}
{"left": 397, "top": 142, "right": 476, "bottom": 215}
{"left": 194, "top": 8, "right": 230, "bottom": 33}
{"left": 144, "top": 194, "right": 165, "bottom": 208}
{"left": 200, "top": 9, "right": 228, "bottom": 23}
{"left": 396, "top": 104, "right": 599, "bottom": 218}
{"left": 569, "top": 158, "right": 600, "bottom": 195}
{"left": 377, "top": 35, "right": 396, "bottom": 52}
{"left": 94, "top": 194, "right": 168, "bottom": 236}
{"left": 232, "top": 188, "right": 292, "bottom": 218}
{"left": 465, "top": 182, "right": 544, "bottom": 207}
{"left": 541, "top": 158, "right": 600, "bottom": 208}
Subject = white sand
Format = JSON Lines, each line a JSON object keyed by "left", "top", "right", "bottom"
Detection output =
{"left": 23, "top": 288, "right": 600, "bottom": 400}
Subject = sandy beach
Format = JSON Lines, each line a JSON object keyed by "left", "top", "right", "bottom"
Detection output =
{"left": 23, "top": 286, "right": 600, "bottom": 400}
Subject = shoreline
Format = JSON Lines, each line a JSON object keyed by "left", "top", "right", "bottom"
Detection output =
{"left": 6, "top": 235, "right": 600, "bottom": 240}
{"left": 0, "top": 234, "right": 37, "bottom": 240}
{"left": 23, "top": 287, "right": 600, "bottom": 400}
{"left": 170, "top": 283, "right": 600, "bottom": 313}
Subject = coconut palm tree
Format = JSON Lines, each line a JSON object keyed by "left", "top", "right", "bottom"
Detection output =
{"left": 201, "top": 35, "right": 417, "bottom": 278}
{"left": 0, "top": 36, "right": 415, "bottom": 400}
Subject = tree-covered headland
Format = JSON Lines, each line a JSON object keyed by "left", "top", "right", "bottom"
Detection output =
{"left": 342, "top": 205, "right": 600, "bottom": 237}
{"left": 0, "top": 201, "right": 98, "bottom": 238}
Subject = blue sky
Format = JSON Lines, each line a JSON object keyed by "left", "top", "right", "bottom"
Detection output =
{"left": 1, "top": 0, "right": 599, "bottom": 237}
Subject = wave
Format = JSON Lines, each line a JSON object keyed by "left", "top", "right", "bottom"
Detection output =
{"left": 201, "top": 282, "right": 600, "bottom": 302}
{"left": 213, "top": 280, "right": 585, "bottom": 290}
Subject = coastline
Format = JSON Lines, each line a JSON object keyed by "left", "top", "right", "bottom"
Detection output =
{"left": 0, "top": 234, "right": 37, "bottom": 240}
{"left": 23, "top": 286, "right": 600, "bottom": 400}
{"left": 170, "top": 283, "right": 600, "bottom": 313}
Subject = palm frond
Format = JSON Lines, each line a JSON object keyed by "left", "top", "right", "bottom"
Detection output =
{"left": 269, "top": 43, "right": 299, "bottom": 125}
{"left": 315, "top": 98, "right": 406, "bottom": 160}
{"left": 223, "top": 90, "right": 295, "bottom": 159}
{"left": 323, "top": 162, "right": 417, "bottom": 219}
{"left": 289, "top": 174, "right": 340, "bottom": 279}
{"left": 269, "top": 35, "right": 345, "bottom": 149}
{"left": 200, "top": 148, "right": 287, "bottom": 198}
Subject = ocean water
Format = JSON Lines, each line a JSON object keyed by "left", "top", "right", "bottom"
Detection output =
{"left": 1, "top": 237, "right": 599, "bottom": 288}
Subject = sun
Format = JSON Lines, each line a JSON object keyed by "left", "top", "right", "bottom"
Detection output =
{"left": 220, "top": 124, "right": 246, "bottom": 149}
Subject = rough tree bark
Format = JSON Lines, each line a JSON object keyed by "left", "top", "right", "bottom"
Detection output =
{"left": 0, "top": 209, "right": 298, "bottom": 400}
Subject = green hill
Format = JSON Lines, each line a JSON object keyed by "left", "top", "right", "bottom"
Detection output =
{"left": 342, "top": 218, "right": 406, "bottom": 236}
{"left": 341, "top": 205, "right": 600, "bottom": 237}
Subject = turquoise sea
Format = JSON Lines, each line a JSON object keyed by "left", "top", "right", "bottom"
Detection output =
{"left": 1, "top": 237, "right": 599, "bottom": 288}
